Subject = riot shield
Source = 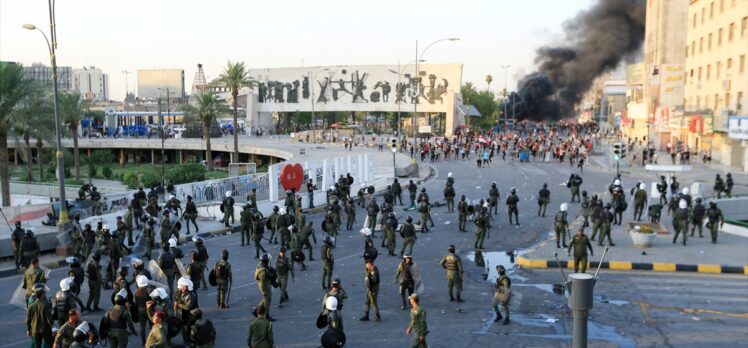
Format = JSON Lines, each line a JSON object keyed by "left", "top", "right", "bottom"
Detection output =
{"left": 291, "top": 250, "right": 305, "bottom": 262}
{"left": 321, "top": 328, "right": 346, "bottom": 347}
{"left": 166, "top": 317, "right": 183, "bottom": 338}
{"left": 175, "top": 258, "right": 188, "bottom": 277}
{"left": 9, "top": 266, "right": 51, "bottom": 308}
{"left": 208, "top": 268, "right": 217, "bottom": 287}
{"left": 147, "top": 259, "right": 168, "bottom": 286}
{"left": 316, "top": 311, "right": 329, "bottom": 329}
{"left": 410, "top": 264, "right": 424, "bottom": 294}
{"left": 363, "top": 247, "right": 378, "bottom": 262}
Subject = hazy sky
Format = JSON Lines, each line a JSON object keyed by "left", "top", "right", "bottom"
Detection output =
{"left": 1, "top": 0, "right": 595, "bottom": 101}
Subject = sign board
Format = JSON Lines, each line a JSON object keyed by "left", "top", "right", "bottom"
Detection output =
{"left": 644, "top": 164, "right": 693, "bottom": 172}
{"left": 727, "top": 116, "right": 748, "bottom": 139}
{"left": 418, "top": 125, "right": 432, "bottom": 134}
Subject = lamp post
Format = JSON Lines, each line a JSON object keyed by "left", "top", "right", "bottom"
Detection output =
{"left": 121, "top": 70, "right": 130, "bottom": 104}
{"left": 309, "top": 68, "right": 331, "bottom": 142}
{"left": 413, "top": 38, "right": 460, "bottom": 162}
{"left": 158, "top": 87, "right": 175, "bottom": 188}
{"left": 23, "top": 1, "right": 68, "bottom": 231}
{"left": 388, "top": 59, "right": 423, "bottom": 148}
{"left": 501, "top": 65, "right": 510, "bottom": 121}
{"left": 391, "top": 140, "right": 398, "bottom": 179}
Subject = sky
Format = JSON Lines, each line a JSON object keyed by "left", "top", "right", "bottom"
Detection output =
{"left": 1, "top": 0, "right": 595, "bottom": 102}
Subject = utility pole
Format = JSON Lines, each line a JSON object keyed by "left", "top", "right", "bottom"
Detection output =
{"left": 569, "top": 273, "right": 595, "bottom": 348}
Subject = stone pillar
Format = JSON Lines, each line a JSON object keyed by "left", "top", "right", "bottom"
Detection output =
{"left": 269, "top": 164, "right": 279, "bottom": 202}
{"left": 177, "top": 150, "right": 182, "bottom": 165}
{"left": 364, "top": 154, "right": 371, "bottom": 183}
{"left": 334, "top": 157, "right": 341, "bottom": 183}
{"left": 322, "top": 159, "right": 329, "bottom": 191}
{"left": 346, "top": 156, "right": 352, "bottom": 175}
{"left": 151, "top": 149, "right": 155, "bottom": 164}
{"left": 357, "top": 155, "right": 364, "bottom": 184}
{"left": 120, "top": 149, "right": 125, "bottom": 165}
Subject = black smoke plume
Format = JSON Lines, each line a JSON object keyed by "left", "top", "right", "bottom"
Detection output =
{"left": 509, "top": 0, "right": 646, "bottom": 121}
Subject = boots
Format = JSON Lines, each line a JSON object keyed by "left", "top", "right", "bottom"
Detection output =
{"left": 494, "top": 312, "right": 503, "bottom": 322}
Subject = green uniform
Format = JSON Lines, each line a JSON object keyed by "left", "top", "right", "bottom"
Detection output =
{"left": 399, "top": 223, "right": 416, "bottom": 256}
{"left": 23, "top": 265, "right": 46, "bottom": 301}
{"left": 53, "top": 319, "right": 79, "bottom": 348}
{"left": 184, "top": 200, "right": 199, "bottom": 234}
{"left": 214, "top": 260, "right": 232, "bottom": 307}
{"left": 633, "top": 188, "right": 648, "bottom": 221}
{"left": 240, "top": 209, "right": 253, "bottom": 246}
{"left": 363, "top": 265, "right": 380, "bottom": 319}
{"left": 383, "top": 216, "right": 397, "bottom": 255}
{"left": 276, "top": 255, "right": 294, "bottom": 305}
{"left": 159, "top": 215, "right": 172, "bottom": 246}
{"left": 143, "top": 223, "right": 155, "bottom": 259}
{"left": 145, "top": 322, "right": 168, "bottom": 348}
{"left": 506, "top": 194, "right": 520, "bottom": 225}
{"left": 190, "top": 318, "right": 216, "bottom": 348}
{"left": 444, "top": 185, "right": 455, "bottom": 212}
{"left": 492, "top": 275, "right": 511, "bottom": 320}
{"left": 473, "top": 211, "right": 489, "bottom": 249}
{"left": 252, "top": 220, "right": 267, "bottom": 259}
{"left": 247, "top": 192, "right": 257, "bottom": 208}
{"left": 247, "top": 316, "right": 274, "bottom": 348}
{"left": 70, "top": 226, "right": 84, "bottom": 259}
{"left": 489, "top": 187, "right": 500, "bottom": 215}
{"left": 85, "top": 259, "right": 102, "bottom": 310}
{"left": 222, "top": 196, "right": 235, "bottom": 226}
{"left": 457, "top": 200, "right": 468, "bottom": 231}
{"left": 672, "top": 208, "right": 689, "bottom": 245}
{"left": 26, "top": 296, "right": 54, "bottom": 348}
{"left": 104, "top": 304, "right": 137, "bottom": 348}
{"left": 408, "top": 306, "right": 428, "bottom": 348}
{"left": 321, "top": 244, "right": 334, "bottom": 289}
{"left": 590, "top": 205, "right": 604, "bottom": 241}
{"left": 11, "top": 227, "right": 24, "bottom": 268}
{"left": 439, "top": 253, "right": 463, "bottom": 301}
{"left": 706, "top": 206, "right": 724, "bottom": 243}
{"left": 366, "top": 202, "right": 379, "bottom": 230}
{"left": 255, "top": 264, "right": 272, "bottom": 316}
{"left": 600, "top": 210, "right": 615, "bottom": 246}
{"left": 396, "top": 261, "right": 415, "bottom": 308}
{"left": 300, "top": 225, "right": 316, "bottom": 260}
{"left": 20, "top": 235, "right": 40, "bottom": 268}
{"left": 690, "top": 203, "right": 706, "bottom": 237}
{"left": 418, "top": 202, "right": 430, "bottom": 233}
{"left": 268, "top": 212, "right": 279, "bottom": 244}
{"left": 277, "top": 214, "right": 292, "bottom": 248}
{"left": 345, "top": 202, "right": 356, "bottom": 230}
{"left": 537, "top": 188, "right": 551, "bottom": 217}
{"left": 568, "top": 234, "right": 593, "bottom": 273}
{"left": 554, "top": 211, "right": 569, "bottom": 248}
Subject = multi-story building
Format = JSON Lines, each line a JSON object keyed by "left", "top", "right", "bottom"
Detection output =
{"left": 73, "top": 66, "right": 109, "bottom": 101}
{"left": 137, "top": 69, "right": 185, "bottom": 100}
{"left": 22, "top": 63, "right": 73, "bottom": 91}
{"left": 684, "top": 0, "right": 748, "bottom": 171}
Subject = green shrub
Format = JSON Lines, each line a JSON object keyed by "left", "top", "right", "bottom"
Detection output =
{"left": 166, "top": 163, "right": 206, "bottom": 184}
{"left": 140, "top": 172, "right": 161, "bottom": 188}
{"left": 123, "top": 172, "right": 139, "bottom": 189}
{"left": 88, "top": 165, "right": 97, "bottom": 178}
{"left": 102, "top": 166, "right": 113, "bottom": 179}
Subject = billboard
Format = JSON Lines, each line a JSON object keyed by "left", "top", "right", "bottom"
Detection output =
{"left": 728, "top": 116, "right": 748, "bottom": 140}
{"left": 659, "top": 64, "right": 684, "bottom": 108}
{"left": 626, "top": 64, "right": 644, "bottom": 85}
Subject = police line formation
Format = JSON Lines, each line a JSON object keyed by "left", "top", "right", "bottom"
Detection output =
{"left": 12, "top": 165, "right": 730, "bottom": 348}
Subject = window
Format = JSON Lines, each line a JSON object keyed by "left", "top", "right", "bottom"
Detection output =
{"left": 740, "top": 55, "right": 745, "bottom": 73}
{"left": 700, "top": 37, "right": 704, "bottom": 52}
{"left": 699, "top": 67, "right": 703, "bottom": 79}
{"left": 692, "top": 40, "right": 697, "bottom": 55}
{"left": 729, "top": 22, "right": 735, "bottom": 41}
{"left": 725, "top": 93, "right": 730, "bottom": 108}
{"left": 742, "top": 17, "right": 747, "bottom": 37}
{"left": 705, "top": 95, "right": 710, "bottom": 108}
{"left": 685, "top": 45, "right": 689, "bottom": 58}
{"left": 691, "top": 69, "right": 694, "bottom": 77}
{"left": 717, "top": 61, "right": 722, "bottom": 78}
{"left": 720, "top": 0, "right": 725, "bottom": 12}
{"left": 693, "top": 14, "right": 698, "bottom": 28}
{"left": 727, "top": 58, "right": 733, "bottom": 70}
{"left": 710, "top": 2, "right": 715, "bottom": 18}
{"left": 715, "top": 93, "right": 720, "bottom": 110}
{"left": 697, "top": 96, "right": 701, "bottom": 107}
{"left": 707, "top": 65, "right": 712, "bottom": 80}
{"left": 737, "top": 91, "right": 743, "bottom": 111}
{"left": 702, "top": 8, "right": 706, "bottom": 23}
{"left": 708, "top": 33, "right": 713, "bottom": 49}
{"left": 718, "top": 28, "right": 723, "bottom": 45}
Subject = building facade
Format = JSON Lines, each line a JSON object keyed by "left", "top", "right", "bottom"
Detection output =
{"left": 22, "top": 63, "right": 73, "bottom": 91}
{"left": 684, "top": 0, "right": 748, "bottom": 171}
{"left": 137, "top": 69, "right": 185, "bottom": 100}
{"left": 73, "top": 66, "right": 109, "bottom": 101}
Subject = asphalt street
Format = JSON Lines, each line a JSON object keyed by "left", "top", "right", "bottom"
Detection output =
{"left": 1, "top": 154, "right": 745, "bottom": 347}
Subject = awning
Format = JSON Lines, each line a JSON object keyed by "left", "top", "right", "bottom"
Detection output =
{"left": 457, "top": 104, "right": 481, "bottom": 117}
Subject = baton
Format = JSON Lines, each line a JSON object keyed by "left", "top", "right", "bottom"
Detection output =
{"left": 226, "top": 279, "right": 232, "bottom": 308}
{"left": 593, "top": 246, "right": 609, "bottom": 279}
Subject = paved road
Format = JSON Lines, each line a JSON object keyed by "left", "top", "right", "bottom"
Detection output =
{"left": 1, "top": 153, "right": 745, "bottom": 347}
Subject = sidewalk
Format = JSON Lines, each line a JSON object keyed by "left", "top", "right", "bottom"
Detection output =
{"left": 518, "top": 218, "right": 748, "bottom": 275}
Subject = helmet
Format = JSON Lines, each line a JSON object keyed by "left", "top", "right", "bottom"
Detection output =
{"left": 150, "top": 287, "right": 169, "bottom": 300}
{"left": 682, "top": 188, "right": 689, "bottom": 195}
{"left": 273, "top": 205, "right": 279, "bottom": 212}
{"left": 66, "top": 256, "right": 80, "bottom": 265}
{"left": 614, "top": 179, "right": 621, "bottom": 186}
{"left": 193, "top": 236, "right": 203, "bottom": 245}
{"left": 406, "top": 216, "right": 413, "bottom": 223}
{"left": 15, "top": 221, "right": 21, "bottom": 227}
{"left": 177, "top": 276, "right": 193, "bottom": 291}
{"left": 325, "top": 296, "right": 338, "bottom": 311}
{"left": 92, "top": 252, "right": 101, "bottom": 261}
{"left": 102, "top": 225, "right": 110, "bottom": 231}
{"left": 604, "top": 203, "right": 612, "bottom": 209}
{"left": 491, "top": 182, "right": 496, "bottom": 187}
{"left": 114, "top": 289, "right": 128, "bottom": 305}
{"left": 461, "top": 195, "right": 466, "bottom": 201}
{"left": 497, "top": 265, "right": 506, "bottom": 274}
{"left": 332, "top": 278, "right": 341, "bottom": 286}
{"left": 511, "top": 187, "right": 517, "bottom": 194}
{"left": 639, "top": 183, "right": 646, "bottom": 190}
{"left": 148, "top": 217, "right": 157, "bottom": 225}
{"left": 279, "top": 207, "right": 286, "bottom": 215}
{"left": 360, "top": 227, "right": 372, "bottom": 237}
{"left": 388, "top": 212, "right": 396, "bottom": 218}
{"left": 448, "top": 172, "right": 452, "bottom": 177}
{"left": 403, "top": 254, "right": 412, "bottom": 259}
{"left": 222, "top": 249, "right": 229, "bottom": 260}
{"left": 168, "top": 238, "right": 177, "bottom": 248}
{"left": 560, "top": 203, "right": 568, "bottom": 212}
{"left": 324, "top": 236, "right": 335, "bottom": 245}
{"left": 448, "top": 244, "right": 456, "bottom": 253}
{"left": 73, "top": 321, "right": 89, "bottom": 342}
{"left": 421, "top": 188, "right": 426, "bottom": 192}
{"left": 543, "top": 183, "right": 548, "bottom": 188}
{"left": 695, "top": 197, "right": 702, "bottom": 203}
{"left": 678, "top": 199, "right": 687, "bottom": 209}
{"left": 187, "top": 195, "right": 193, "bottom": 201}
{"left": 60, "top": 277, "right": 74, "bottom": 292}
{"left": 709, "top": 202, "right": 717, "bottom": 207}
{"left": 163, "top": 210, "right": 170, "bottom": 216}
{"left": 225, "top": 191, "right": 232, "bottom": 197}
{"left": 118, "top": 266, "right": 128, "bottom": 276}
{"left": 136, "top": 275, "right": 149, "bottom": 288}
{"left": 33, "top": 283, "right": 46, "bottom": 296}
{"left": 131, "top": 258, "right": 144, "bottom": 267}
{"left": 260, "top": 253, "right": 271, "bottom": 264}
{"left": 582, "top": 190, "right": 588, "bottom": 196}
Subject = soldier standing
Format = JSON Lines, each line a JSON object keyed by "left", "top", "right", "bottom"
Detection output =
{"left": 406, "top": 294, "right": 428, "bottom": 348}
{"left": 222, "top": 191, "right": 235, "bottom": 227}
{"left": 254, "top": 254, "right": 275, "bottom": 321}
{"left": 248, "top": 187, "right": 258, "bottom": 209}
{"left": 568, "top": 174, "right": 582, "bottom": 202}
{"left": 20, "top": 229, "right": 41, "bottom": 268}
{"left": 105, "top": 289, "right": 139, "bottom": 348}
{"left": 70, "top": 223, "right": 84, "bottom": 260}
{"left": 252, "top": 213, "right": 267, "bottom": 259}
{"left": 142, "top": 217, "right": 156, "bottom": 259}
{"left": 268, "top": 206, "right": 280, "bottom": 244}
{"left": 444, "top": 183, "right": 456, "bottom": 213}
{"left": 725, "top": 173, "right": 734, "bottom": 197}
{"left": 366, "top": 197, "right": 380, "bottom": 231}
{"left": 81, "top": 223, "right": 95, "bottom": 260}
{"left": 706, "top": 202, "right": 724, "bottom": 243}
{"left": 408, "top": 180, "right": 418, "bottom": 208}
{"left": 190, "top": 308, "right": 216, "bottom": 348}
{"left": 360, "top": 259, "right": 381, "bottom": 321}
{"left": 690, "top": 197, "right": 707, "bottom": 237}
{"left": 418, "top": 200, "right": 430, "bottom": 233}
{"left": 331, "top": 200, "right": 342, "bottom": 231}
{"left": 321, "top": 236, "right": 335, "bottom": 290}
{"left": 247, "top": 305, "right": 274, "bottom": 348}
{"left": 600, "top": 203, "right": 616, "bottom": 247}
{"left": 307, "top": 179, "right": 316, "bottom": 209}
{"left": 323, "top": 278, "right": 348, "bottom": 313}
{"left": 90, "top": 187, "right": 102, "bottom": 216}
{"left": 392, "top": 178, "right": 403, "bottom": 205}
{"left": 395, "top": 254, "right": 416, "bottom": 310}
{"left": 568, "top": 228, "right": 594, "bottom": 273}
{"left": 26, "top": 283, "right": 54, "bottom": 348}
{"left": 53, "top": 308, "right": 81, "bottom": 348}
{"left": 439, "top": 245, "right": 464, "bottom": 302}
{"left": 379, "top": 200, "right": 393, "bottom": 238}
{"left": 146, "top": 311, "right": 169, "bottom": 348}
{"left": 611, "top": 187, "right": 626, "bottom": 225}
{"left": 457, "top": 196, "right": 468, "bottom": 232}
{"left": 214, "top": 249, "right": 232, "bottom": 309}
{"left": 175, "top": 277, "right": 198, "bottom": 344}
{"left": 714, "top": 174, "right": 725, "bottom": 198}
{"left": 12, "top": 221, "right": 24, "bottom": 269}
{"left": 578, "top": 191, "right": 591, "bottom": 228}
{"left": 488, "top": 182, "right": 500, "bottom": 215}
{"left": 492, "top": 265, "right": 511, "bottom": 325}
{"left": 554, "top": 203, "right": 569, "bottom": 248}
{"left": 240, "top": 204, "right": 253, "bottom": 246}
{"left": 633, "top": 183, "right": 648, "bottom": 221}
{"left": 194, "top": 237, "right": 210, "bottom": 290}
{"left": 672, "top": 200, "right": 690, "bottom": 246}
{"left": 158, "top": 245, "right": 177, "bottom": 297}
{"left": 399, "top": 216, "right": 417, "bottom": 256}
{"left": 590, "top": 200, "right": 604, "bottom": 241}
{"left": 506, "top": 188, "right": 520, "bottom": 225}
{"left": 184, "top": 195, "right": 199, "bottom": 234}
{"left": 345, "top": 200, "right": 356, "bottom": 231}
{"left": 538, "top": 183, "right": 551, "bottom": 217}
{"left": 84, "top": 253, "right": 102, "bottom": 311}
{"left": 277, "top": 208, "right": 293, "bottom": 249}
{"left": 300, "top": 221, "right": 316, "bottom": 261}
{"left": 383, "top": 213, "right": 398, "bottom": 256}
{"left": 159, "top": 211, "right": 173, "bottom": 247}
{"left": 473, "top": 206, "right": 490, "bottom": 250}
{"left": 656, "top": 176, "right": 668, "bottom": 204}
{"left": 24, "top": 257, "right": 47, "bottom": 305}
{"left": 133, "top": 275, "right": 150, "bottom": 345}
{"left": 276, "top": 248, "right": 294, "bottom": 307}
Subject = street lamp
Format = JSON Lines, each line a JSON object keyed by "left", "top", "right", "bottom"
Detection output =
{"left": 391, "top": 139, "right": 398, "bottom": 179}
{"left": 388, "top": 59, "right": 424, "bottom": 145}
{"left": 308, "top": 68, "right": 332, "bottom": 142}
{"left": 413, "top": 37, "right": 460, "bottom": 162}
{"left": 23, "top": 1, "right": 68, "bottom": 232}
{"left": 501, "top": 65, "right": 510, "bottom": 122}
{"left": 158, "top": 87, "right": 176, "bottom": 189}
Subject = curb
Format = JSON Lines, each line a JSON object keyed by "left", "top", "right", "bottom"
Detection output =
{"left": 517, "top": 255, "right": 748, "bottom": 275}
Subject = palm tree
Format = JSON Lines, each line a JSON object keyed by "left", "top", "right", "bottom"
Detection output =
{"left": 60, "top": 92, "right": 85, "bottom": 180}
{"left": 183, "top": 93, "right": 227, "bottom": 171}
{"left": 485, "top": 74, "right": 493, "bottom": 91}
{"left": 13, "top": 87, "right": 49, "bottom": 182}
{"left": 214, "top": 61, "right": 256, "bottom": 163}
{"left": 0, "top": 62, "right": 31, "bottom": 206}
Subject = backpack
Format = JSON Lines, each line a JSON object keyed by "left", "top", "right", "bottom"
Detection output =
{"left": 194, "top": 319, "right": 216, "bottom": 345}
{"left": 214, "top": 262, "right": 227, "bottom": 279}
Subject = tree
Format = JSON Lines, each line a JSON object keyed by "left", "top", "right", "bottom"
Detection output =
{"left": 183, "top": 93, "right": 228, "bottom": 171}
{"left": 461, "top": 83, "right": 498, "bottom": 129}
{"left": 60, "top": 92, "right": 86, "bottom": 180}
{"left": 213, "top": 61, "right": 256, "bottom": 163}
{"left": 485, "top": 75, "right": 493, "bottom": 91}
{"left": 13, "top": 86, "right": 50, "bottom": 182}
{"left": 0, "top": 62, "right": 32, "bottom": 205}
